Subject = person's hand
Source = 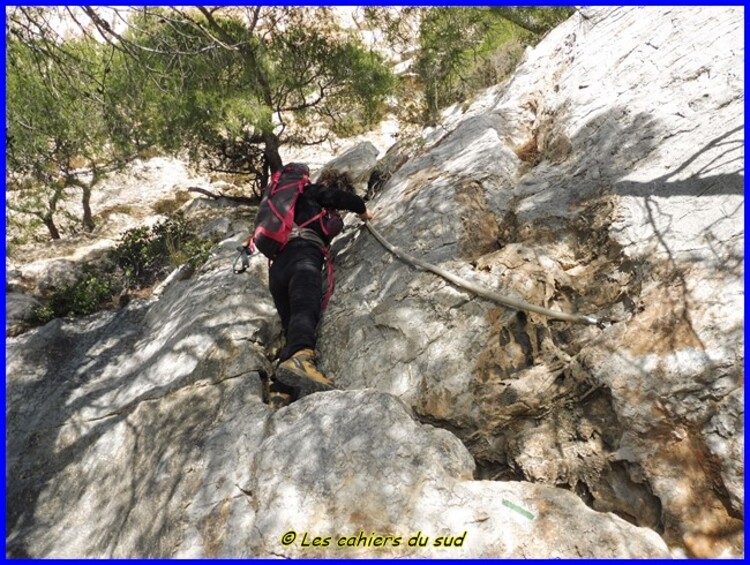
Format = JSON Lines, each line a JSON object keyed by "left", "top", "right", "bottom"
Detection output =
{"left": 359, "top": 209, "right": 374, "bottom": 222}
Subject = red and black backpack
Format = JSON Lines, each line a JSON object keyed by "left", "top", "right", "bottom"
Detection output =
{"left": 248, "top": 163, "right": 311, "bottom": 259}
{"left": 248, "top": 162, "right": 343, "bottom": 260}
{"left": 245, "top": 162, "right": 343, "bottom": 309}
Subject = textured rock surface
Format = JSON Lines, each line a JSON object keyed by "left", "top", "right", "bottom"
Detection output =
{"left": 6, "top": 244, "right": 277, "bottom": 558}
{"left": 248, "top": 390, "right": 668, "bottom": 558}
{"left": 317, "top": 140, "right": 380, "bottom": 197}
{"left": 320, "top": 6, "right": 743, "bottom": 557}
{"left": 6, "top": 292, "right": 43, "bottom": 336}
{"left": 5, "top": 6, "right": 743, "bottom": 559}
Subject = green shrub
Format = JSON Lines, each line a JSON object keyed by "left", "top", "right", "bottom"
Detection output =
{"left": 33, "top": 304, "right": 55, "bottom": 324}
{"left": 30, "top": 215, "right": 213, "bottom": 326}
{"left": 34, "top": 266, "right": 121, "bottom": 322}
{"left": 113, "top": 216, "right": 211, "bottom": 289}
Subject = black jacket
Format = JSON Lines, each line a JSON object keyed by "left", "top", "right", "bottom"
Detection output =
{"left": 293, "top": 183, "right": 366, "bottom": 245}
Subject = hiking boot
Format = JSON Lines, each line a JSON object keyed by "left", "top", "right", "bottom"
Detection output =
{"left": 275, "top": 348, "right": 335, "bottom": 398}
{"left": 268, "top": 389, "right": 294, "bottom": 410}
{"left": 268, "top": 379, "right": 297, "bottom": 411}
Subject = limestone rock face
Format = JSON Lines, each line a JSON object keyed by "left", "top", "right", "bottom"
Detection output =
{"left": 6, "top": 292, "right": 43, "bottom": 336}
{"left": 4, "top": 243, "right": 670, "bottom": 559}
{"left": 320, "top": 6, "right": 743, "bottom": 556}
{"left": 6, "top": 245, "right": 278, "bottom": 558}
{"left": 317, "top": 141, "right": 380, "bottom": 197}
{"left": 5, "top": 6, "right": 743, "bottom": 559}
{"left": 366, "top": 138, "right": 421, "bottom": 200}
{"left": 248, "top": 390, "right": 668, "bottom": 558}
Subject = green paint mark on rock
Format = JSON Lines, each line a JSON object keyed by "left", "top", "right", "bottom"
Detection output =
{"left": 502, "top": 499, "right": 535, "bottom": 520}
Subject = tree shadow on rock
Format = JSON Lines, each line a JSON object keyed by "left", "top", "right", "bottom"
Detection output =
{"left": 6, "top": 261, "right": 275, "bottom": 557}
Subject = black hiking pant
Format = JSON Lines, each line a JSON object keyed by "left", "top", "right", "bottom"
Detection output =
{"left": 269, "top": 240, "right": 324, "bottom": 362}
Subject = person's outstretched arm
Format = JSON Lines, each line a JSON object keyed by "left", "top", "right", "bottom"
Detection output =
{"left": 307, "top": 184, "right": 373, "bottom": 222}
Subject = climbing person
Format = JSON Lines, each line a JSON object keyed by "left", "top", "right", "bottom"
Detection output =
{"left": 247, "top": 163, "right": 373, "bottom": 406}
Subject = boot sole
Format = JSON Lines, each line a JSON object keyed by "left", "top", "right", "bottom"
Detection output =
{"left": 275, "top": 366, "right": 335, "bottom": 398}
{"left": 268, "top": 392, "right": 293, "bottom": 411}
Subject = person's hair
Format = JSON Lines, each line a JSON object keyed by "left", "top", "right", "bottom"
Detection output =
{"left": 318, "top": 169, "right": 355, "bottom": 192}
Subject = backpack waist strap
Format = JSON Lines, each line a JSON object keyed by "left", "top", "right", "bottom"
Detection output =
{"left": 287, "top": 226, "right": 325, "bottom": 249}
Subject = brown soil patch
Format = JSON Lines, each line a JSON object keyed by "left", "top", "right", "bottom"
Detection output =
{"left": 455, "top": 180, "right": 500, "bottom": 261}
{"left": 644, "top": 431, "right": 744, "bottom": 557}
{"left": 622, "top": 283, "right": 704, "bottom": 356}
{"left": 513, "top": 137, "right": 540, "bottom": 165}
{"left": 402, "top": 167, "right": 442, "bottom": 202}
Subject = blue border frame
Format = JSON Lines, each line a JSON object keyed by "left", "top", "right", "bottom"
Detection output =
{"left": 3, "top": 3, "right": 747, "bottom": 563}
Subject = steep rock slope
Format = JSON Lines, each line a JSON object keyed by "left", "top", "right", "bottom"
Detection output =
{"left": 320, "top": 6, "right": 743, "bottom": 557}
{"left": 5, "top": 242, "right": 669, "bottom": 558}
{"left": 5, "top": 6, "right": 742, "bottom": 559}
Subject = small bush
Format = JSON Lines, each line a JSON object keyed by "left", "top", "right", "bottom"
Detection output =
{"left": 113, "top": 215, "right": 211, "bottom": 289}
{"left": 33, "top": 304, "right": 55, "bottom": 324}
{"left": 30, "top": 215, "right": 213, "bottom": 325}
{"left": 34, "top": 266, "right": 122, "bottom": 322}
